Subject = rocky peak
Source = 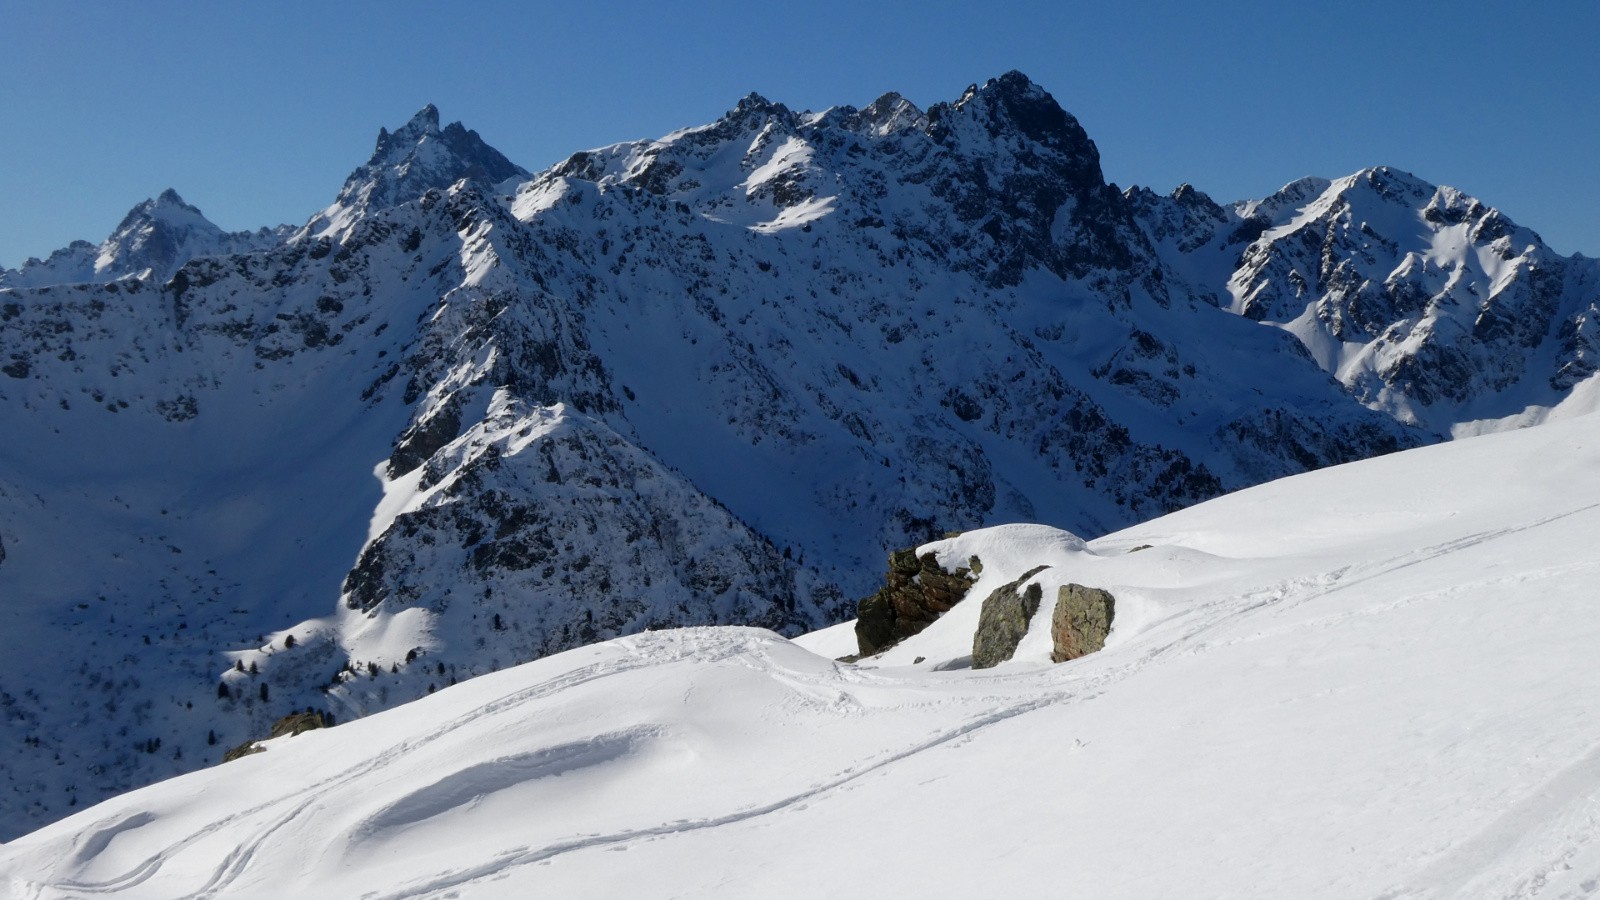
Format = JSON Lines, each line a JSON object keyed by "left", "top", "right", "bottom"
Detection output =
{"left": 97, "top": 190, "right": 229, "bottom": 283}
{"left": 1235, "top": 175, "right": 1333, "bottom": 222}
{"left": 719, "top": 92, "right": 797, "bottom": 133}
{"left": 857, "top": 91, "right": 926, "bottom": 135}
{"left": 1, "top": 188, "right": 291, "bottom": 289}
{"left": 914, "top": 71, "right": 1137, "bottom": 285}
{"left": 366, "top": 104, "right": 525, "bottom": 185}
{"left": 305, "top": 104, "right": 530, "bottom": 240}
{"left": 733, "top": 92, "right": 779, "bottom": 114}
{"left": 112, "top": 188, "right": 220, "bottom": 236}
{"left": 1170, "top": 183, "right": 1221, "bottom": 214}
{"left": 952, "top": 70, "right": 1097, "bottom": 159}
{"left": 372, "top": 104, "right": 443, "bottom": 163}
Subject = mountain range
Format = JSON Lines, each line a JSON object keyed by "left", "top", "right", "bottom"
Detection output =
{"left": 1, "top": 71, "right": 1596, "bottom": 840}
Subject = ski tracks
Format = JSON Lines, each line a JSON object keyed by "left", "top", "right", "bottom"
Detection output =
{"left": 1152, "top": 499, "right": 1600, "bottom": 662}
{"left": 357, "top": 691, "right": 1078, "bottom": 900}
{"left": 29, "top": 639, "right": 717, "bottom": 898}
{"left": 1376, "top": 739, "right": 1600, "bottom": 900}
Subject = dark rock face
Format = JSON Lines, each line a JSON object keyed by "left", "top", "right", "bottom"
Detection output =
{"left": 916, "top": 71, "right": 1138, "bottom": 287}
{"left": 267, "top": 709, "right": 329, "bottom": 739}
{"left": 220, "top": 741, "right": 265, "bottom": 763}
{"left": 854, "top": 549, "right": 980, "bottom": 656}
{"left": 387, "top": 396, "right": 463, "bottom": 477}
{"left": 971, "top": 565, "right": 1050, "bottom": 669}
{"left": 1051, "top": 584, "right": 1116, "bottom": 663}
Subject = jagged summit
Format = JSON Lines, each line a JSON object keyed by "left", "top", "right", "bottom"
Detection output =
{"left": 377, "top": 103, "right": 441, "bottom": 140}
{"left": 368, "top": 104, "right": 444, "bottom": 173}
{"left": 367, "top": 103, "right": 523, "bottom": 186}
{"left": 935, "top": 70, "right": 1095, "bottom": 157}
{"left": 731, "top": 92, "right": 785, "bottom": 115}
{"left": 112, "top": 188, "right": 219, "bottom": 236}
{"left": 302, "top": 103, "right": 530, "bottom": 241}
{"left": 856, "top": 90, "right": 926, "bottom": 135}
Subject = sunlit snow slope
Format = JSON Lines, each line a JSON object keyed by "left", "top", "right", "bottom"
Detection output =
{"left": 7, "top": 410, "right": 1600, "bottom": 899}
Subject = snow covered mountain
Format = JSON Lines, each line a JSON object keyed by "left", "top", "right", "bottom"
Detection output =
{"left": 2, "top": 72, "right": 1591, "bottom": 840}
{"left": 0, "top": 189, "right": 290, "bottom": 289}
{"left": 301, "top": 103, "right": 529, "bottom": 242}
{"left": 7, "top": 405, "right": 1600, "bottom": 898}
{"left": 1129, "top": 169, "right": 1600, "bottom": 433}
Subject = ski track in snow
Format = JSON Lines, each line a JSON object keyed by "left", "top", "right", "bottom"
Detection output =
{"left": 1377, "top": 738, "right": 1600, "bottom": 900}
{"left": 36, "top": 627, "right": 1111, "bottom": 900}
{"left": 357, "top": 691, "right": 1078, "bottom": 900}
{"left": 41, "top": 647, "right": 670, "bottom": 897}
{"left": 1163, "top": 499, "right": 1600, "bottom": 661}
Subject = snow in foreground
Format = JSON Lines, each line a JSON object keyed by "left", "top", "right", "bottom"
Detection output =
{"left": 7, "top": 414, "right": 1600, "bottom": 898}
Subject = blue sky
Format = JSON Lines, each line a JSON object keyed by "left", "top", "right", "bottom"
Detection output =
{"left": 3, "top": 1, "right": 1596, "bottom": 266}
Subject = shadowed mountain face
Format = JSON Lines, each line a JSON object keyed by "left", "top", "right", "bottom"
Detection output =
{"left": 8, "top": 70, "right": 1594, "bottom": 839}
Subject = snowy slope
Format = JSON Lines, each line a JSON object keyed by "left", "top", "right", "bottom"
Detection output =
{"left": 7, "top": 409, "right": 1600, "bottom": 898}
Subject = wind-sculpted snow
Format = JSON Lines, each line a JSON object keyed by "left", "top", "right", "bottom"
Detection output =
{"left": 8, "top": 412, "right": 1600, "bottom": 897}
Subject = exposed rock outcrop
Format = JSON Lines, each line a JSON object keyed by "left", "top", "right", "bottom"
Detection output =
{"left": 972, "top": 565, "right": 1050, "bottom": 669}
{"left": 221, "top": 710, "right": 331, "bottom": 763}
{"left": 854, "top": 548, "right": 980, "bottom": 656}
{"left": 1051, "top": 584, "right": 1116, "bottom": 662}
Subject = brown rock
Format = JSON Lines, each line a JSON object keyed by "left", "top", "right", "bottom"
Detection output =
{"left": 854, "top": 549, "right": 981, "bottom": 656}
{"left": 1051, "top": 584, "right": 1115, "bottom": 663}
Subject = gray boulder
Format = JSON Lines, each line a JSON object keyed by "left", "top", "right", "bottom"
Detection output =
{"left": 972, "top": 565, "right": 1051, "bottom": 669}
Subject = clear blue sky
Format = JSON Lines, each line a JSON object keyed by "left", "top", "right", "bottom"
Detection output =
{"left": 3, "top": 0, "right": 1597, "bottom": 267}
